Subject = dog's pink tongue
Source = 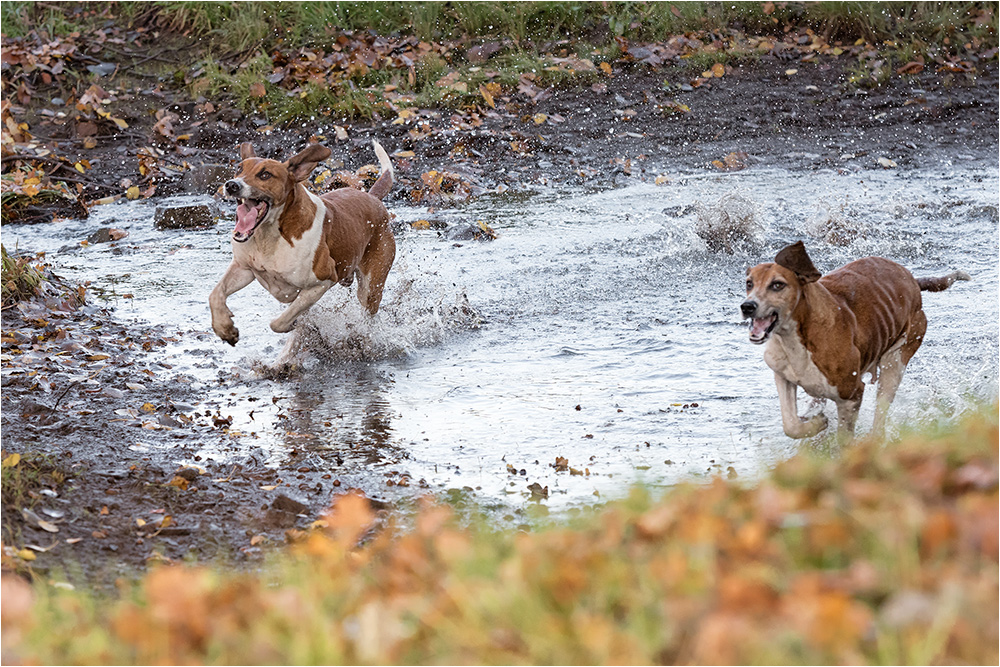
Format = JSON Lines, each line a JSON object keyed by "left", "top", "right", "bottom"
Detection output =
{"left": 750, "top": 316, "right": 774, "bottom": 339}
{"left": 234, "top": 202, "right": 260, "bottom": 235}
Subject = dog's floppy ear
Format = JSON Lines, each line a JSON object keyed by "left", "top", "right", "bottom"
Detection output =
{"left": 286, "top": 144, "right": 332, "bottom": 182}
{"left": 239, "top": 143, "right": 256, "bottom": 160}
{"left": 774, "top": 241, "right": 821, "bottom": 283}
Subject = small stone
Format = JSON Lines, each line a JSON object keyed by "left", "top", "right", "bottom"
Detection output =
{"left": 271, "top": 494, "right": 308, "bottom": 515}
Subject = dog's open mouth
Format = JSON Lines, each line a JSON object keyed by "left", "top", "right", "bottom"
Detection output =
{"left": 233, "top": 198, "right": 270, "bottom": 242}
{"left": 749, "top": 312, "right": 778, "bottom": 344}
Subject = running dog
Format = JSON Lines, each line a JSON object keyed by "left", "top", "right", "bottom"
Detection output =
{"left": 210, "top": 140, "right": 395, "bottom": 346}
{"left": 741, "top": 241, "right": 969, "bottom": 439}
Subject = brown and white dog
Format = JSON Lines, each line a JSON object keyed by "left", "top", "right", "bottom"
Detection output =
{"left": 210, "top": 140, "right": 395, "bottom": 346}
{"left": 741, "top": 241, "right": 969, "bottom": 439}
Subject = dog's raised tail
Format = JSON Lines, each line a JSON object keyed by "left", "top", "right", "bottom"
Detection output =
{"left": 368, "top": 140, "right": 394, "bottom": 200}
{"left": 917, "top": 270, "right": 971, "bottom": 292}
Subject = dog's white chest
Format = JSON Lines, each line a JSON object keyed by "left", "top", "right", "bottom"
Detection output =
{"left": 764, "top": 332, "right": 839, "bottom": 400}
{"left": 231, "top": 194, "right": 327, "bottom": 302}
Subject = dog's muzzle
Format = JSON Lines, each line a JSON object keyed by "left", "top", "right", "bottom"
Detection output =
{"left": 225, "top": 180, "right": 243, "bottom": 197}
{"left": 742, "top": 300, "right": 778, "bottom": 344}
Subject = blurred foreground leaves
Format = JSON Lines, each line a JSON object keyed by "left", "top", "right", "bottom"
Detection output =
{"left": 2, "top": 407, "right": 997, "bottom": 665}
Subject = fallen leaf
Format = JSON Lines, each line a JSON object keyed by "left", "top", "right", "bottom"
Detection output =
{"left": 785, "top": 68, "right": 799, "bottom": 75}
{"left": 600, "top": 62, "right": 613, "bottom": 76}
{"left": 166, "top": 476, "right": 189, "bottom": 490}
{"left": 249, "top": 82, "right": 267, "bottom": 98}
{"left": 711, "top": 63, "right": 726, "bottom": 77}
{"left": 479, "top": 83, "right": 495, "bottom": 108}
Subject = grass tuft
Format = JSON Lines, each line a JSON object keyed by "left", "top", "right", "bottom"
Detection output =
{"left": 1, "top": 245, "right": 47, "bottom": 308}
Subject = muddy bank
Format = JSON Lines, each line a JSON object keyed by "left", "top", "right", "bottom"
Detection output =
{"left": 2, "top": 59, "right": 998, "bottom": 584}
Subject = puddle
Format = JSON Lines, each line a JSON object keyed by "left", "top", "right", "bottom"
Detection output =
{"left": 6, "top": 163, "right": 998, "bottom": 509}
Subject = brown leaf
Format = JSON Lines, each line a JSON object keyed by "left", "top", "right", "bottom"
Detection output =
{"left": 249, "top": 82, "right": 267, "bottom": 98}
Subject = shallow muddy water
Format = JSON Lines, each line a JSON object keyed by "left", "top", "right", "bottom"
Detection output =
{"left": 7, "top": 161, "right": 998, "bottom": 510}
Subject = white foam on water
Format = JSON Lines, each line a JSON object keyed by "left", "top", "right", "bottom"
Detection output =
{"left": 289, "top": 264, "right": 483, "bottom": 364}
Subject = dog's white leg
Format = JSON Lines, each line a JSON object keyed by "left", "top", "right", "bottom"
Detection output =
{"left": 775, "top": 374, "right": 828, "bottom": 439}
{"left": 210, "top": 261, "right": 255, "bottom": 345}
{"left": 270, "top": 282, "right": 332, "bottom": 333}
{"left": 871, "top": 347, "right": 906, "bottom": 438}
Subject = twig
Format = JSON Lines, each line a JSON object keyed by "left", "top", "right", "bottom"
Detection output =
{"left": 53, "top": 369, "right": 102, "bottom": 409}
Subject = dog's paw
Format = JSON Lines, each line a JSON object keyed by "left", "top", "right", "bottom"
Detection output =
{"left": 805, "top": 412, "right": 828, "bottom": 436}
{"left": 269, "top": 318, "right": 295, "bottom": 334}
{"left": 214, "top": 324, "right": 240, "bottom": 346}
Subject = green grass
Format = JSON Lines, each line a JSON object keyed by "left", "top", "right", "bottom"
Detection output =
{"left": 8, "top": 2, "right": 997, "bottom": 52}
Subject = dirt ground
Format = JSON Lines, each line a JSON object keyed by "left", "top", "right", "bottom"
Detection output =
{"left": 2, "top": 57, "right": 997, "bottom": 584}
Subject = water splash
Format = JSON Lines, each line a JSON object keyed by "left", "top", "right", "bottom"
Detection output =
{"left": 289, "top": 273, "right": 483, "bottom": 364}
{"left": 694, "top": 192, "right": 764, "bottom": 254}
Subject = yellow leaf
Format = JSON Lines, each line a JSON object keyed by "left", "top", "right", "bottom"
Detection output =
{"left": 711, "top": 63, "right": 725, "bottom": 77}
{"left": 126, "top": 185, "right": 141, "bottom": 200}
{"left": 533, "top": 113, "right": 547, "bottom": 125}
{"left": 314, "top": 169, "right": 332, "bottom": 185}
{"left": 75, "top": 162, "right": 86, "bottom": 173}
{"left": 411, "top": 220, "right": 431, "bottom": 230}
{"left": 111, "top": 117, "right": 128, "bottom": 130}
{"left": 136, "top": 518, "right": 146, "bottom": 527}
{"left": 17, "top": 549, "right": 36, "bottom": 561}
{"left": 2, "top": 453, "right": 21, "bottom": 468}
{"left": 140, "top": 402, "right": 156, "bottom": 412}
{"left": 392, "top": 109, "right": 417, "bottom": 125}
{"left": 167, "top": 476, "right": 189, "bottom": 490}
{"left": 479, "top": 83, "right": 495, "bottom": 108}
{"left": 785, "top": 68, "right": 799, "bottom": 76}
{"left": 600, "top": 62, "right": 613, "bottom": 76}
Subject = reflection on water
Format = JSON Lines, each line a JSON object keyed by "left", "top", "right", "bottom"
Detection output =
{"left": 7, "top": 163, "right": 998, "bottom": 509}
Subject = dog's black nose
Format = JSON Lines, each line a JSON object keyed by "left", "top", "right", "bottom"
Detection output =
{"left": 740, "top": 300, "right": 757, "bottom": 318}
{"left": 224, "top": 180, "right": 241, "bottom": 196}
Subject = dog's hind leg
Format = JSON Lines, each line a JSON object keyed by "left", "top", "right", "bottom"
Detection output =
{"left": 357, "top": 226, "right": 396, "bottom": 316}
{"left": 872, "top": 313, "right": 926, "bottom": 438}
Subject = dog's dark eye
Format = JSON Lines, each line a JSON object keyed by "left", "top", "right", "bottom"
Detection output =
{"left": 258, "top": 170, "right": 271, "bottom": 180}
{"left": 769, "top": 281, "right": 786, "bottom": 291}
{"left": 746, "top": 280, "right": 753, "bottom": 291}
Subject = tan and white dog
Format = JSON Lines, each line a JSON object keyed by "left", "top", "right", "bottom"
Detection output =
{"left": 741, "top": 241, "right": 969, "bottom": 439}
{"left": 210, "top": 140, "right": 395, "bottom": 346}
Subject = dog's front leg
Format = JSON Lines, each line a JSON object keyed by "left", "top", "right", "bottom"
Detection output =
{"left": 210, "top": 261, "right": 255, "bottom": 346}
{"left": 270, "top": 283, "right": 332, "bottom": 333}
{"left": 775, "top": 374, "right": 828, "bottom": 438}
